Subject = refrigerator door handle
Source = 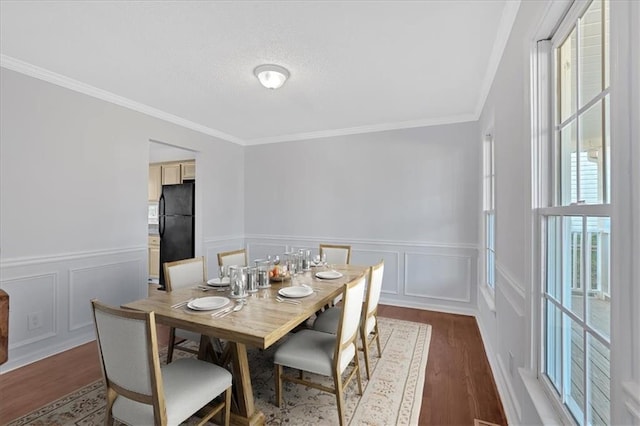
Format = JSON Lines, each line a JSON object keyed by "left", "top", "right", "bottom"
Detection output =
{"left": 159, "top": 192, "right": 165, "bottom": 216}
{"left": 158, "top": 192, "right": 165, "bottom": 238}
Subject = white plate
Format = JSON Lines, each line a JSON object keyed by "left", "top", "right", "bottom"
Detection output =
{"left": 207, "top": 277, "right": 230, "bottom": 287}
{"left": 315, "top": 270, "right": 343, "bottom": 280}
{"left": 188, "top": 296, "right": 230, "bottom": 311}
{"left": 278, "top": 286, "right": 314, "bottom": 298}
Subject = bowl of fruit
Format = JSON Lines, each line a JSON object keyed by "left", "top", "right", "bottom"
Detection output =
{"left": 269, "top": 265, "right": 291, "bottom": 282}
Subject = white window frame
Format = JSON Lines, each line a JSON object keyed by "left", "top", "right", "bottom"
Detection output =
{"left": 532, "top": 1, "right": 637, "bottom": 425}
{"left": 534, "top": 1, "right": 616, "bottom": 424}
{"left": 483, "top": 133, "right": 496, "bottom": 295}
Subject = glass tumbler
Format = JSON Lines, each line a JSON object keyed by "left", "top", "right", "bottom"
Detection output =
{"left": 229, "top": 266, "right": 247, "bottom": 298}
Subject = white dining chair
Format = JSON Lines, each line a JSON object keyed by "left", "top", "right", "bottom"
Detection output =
{"left": 164, "top": 257, "right": 210, "bottom": 363}
{"left": 313, "top": 260, "right": 384, "bottom": 380}
{"left": 217, "top": 249, "right": 248, "bottom": 268}
{"left": 274, "top": 275, "right": 366, "bottom": 426}
{"left": 319, "top": 244, "right": 351, "bottom": 265}
{"left": 319, "top": 244, "right": 352, "bottom": 307}
{"left": 91, "top": 299, "right": 232, "bottom": 426}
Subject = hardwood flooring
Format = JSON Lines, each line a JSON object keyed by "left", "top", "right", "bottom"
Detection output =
{"left": 0, "top": 305, "right": 506, "bottom": 425}
{"left": 377, "top": 305, "right": 507, "bottom": 426}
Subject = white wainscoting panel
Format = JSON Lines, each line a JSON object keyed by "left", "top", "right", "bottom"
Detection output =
{"left": 351, "top": 248, "right": 401, "bottom": 295}
{"left": 246, "top": 235, "right": 478, "bottom": 314}
{"left": 404, "top": 252, "right": 471, "bottom": 303}
{"left": 69, "top": 260, "right": 143, "bottom": 331}
{"left": 0, "top": 247, "right": 147, "bottom": 373}
{"left": 494, "top": 265, "right": 527, "bottom": 425}
{"left": 1, "top": 273, "right": 58, "bottom": 348}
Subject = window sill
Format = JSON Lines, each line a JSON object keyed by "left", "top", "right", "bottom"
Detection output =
{"left": 519, "top": 369, "right": 569, "bottom": 425}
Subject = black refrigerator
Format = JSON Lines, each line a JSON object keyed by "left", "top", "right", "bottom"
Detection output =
{"left": 158, "top": 182, "right": 195, "bottom": 289}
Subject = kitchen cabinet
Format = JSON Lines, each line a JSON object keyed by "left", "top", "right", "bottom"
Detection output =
{"left": 148, "top": 165, "right": 161, "bottom": 202}
{"left": 148, "top": 235, "right": 160, "bottom": 279}
{"left": 181, "top": 161, "right": 196, "bottom": 180}
{"left": 162, "top": 164, "right": 181, "bottom": 185}
{"left": 149, "top": 160, "right": 195, "bottom": 201}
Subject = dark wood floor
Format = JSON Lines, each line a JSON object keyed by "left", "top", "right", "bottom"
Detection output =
{"left": 0, "top": 305, "right": 506, "bottom": 425}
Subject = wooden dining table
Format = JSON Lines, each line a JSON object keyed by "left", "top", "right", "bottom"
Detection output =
{"left": 122, "top": 264, "right": 368, "bottom": 426}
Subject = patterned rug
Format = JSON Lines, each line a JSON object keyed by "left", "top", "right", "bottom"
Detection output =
{"left": 8, "top": 317, "right": 431, "bottom": 426}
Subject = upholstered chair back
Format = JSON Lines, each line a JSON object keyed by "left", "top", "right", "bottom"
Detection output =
{"left": 164, "top": 257, "right": 206, "bottom": 291}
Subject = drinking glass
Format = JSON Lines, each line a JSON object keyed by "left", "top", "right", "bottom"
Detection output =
{"left": 230, "top": 266, "right": 247, "bottom": 298}
{"left": 288, "top": 254, "right": 297, "bottom": 276}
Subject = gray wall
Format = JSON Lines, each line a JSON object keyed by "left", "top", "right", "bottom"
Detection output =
{"left": 476, "top": 1, "right": 558, "bottom": 423}
{"left": 245, "top": 123, "right": 480, "bottom": 312}
{"left": 1, "top": 67, "right": 482, "bottom": 372}
{"left": 0, "top": 68, "right": 245, "bottom": 371}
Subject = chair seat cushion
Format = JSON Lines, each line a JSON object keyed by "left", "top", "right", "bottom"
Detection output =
{"left": 113, "top": 358, "right": 231, "bottom": 425}
{"left": 314, "top": 307, "right": 378, "bottom": 337}
{"left": 274, "top": 329, "right": 355, "bottom": 376}
{"left": 312, "top": 307, "right": 341, "bottom": 334}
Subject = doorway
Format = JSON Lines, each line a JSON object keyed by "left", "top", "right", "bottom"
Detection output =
{"left": 148, "top": 141, "right": 198, "bottom": 286}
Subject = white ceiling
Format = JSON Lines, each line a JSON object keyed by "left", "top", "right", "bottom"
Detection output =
{"left": 0, "top": 1, "right": 520, "bottom": 146}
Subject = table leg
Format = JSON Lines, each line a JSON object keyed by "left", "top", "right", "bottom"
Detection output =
{"left": 228, "top": 342, "right": 265, "bottom": 426}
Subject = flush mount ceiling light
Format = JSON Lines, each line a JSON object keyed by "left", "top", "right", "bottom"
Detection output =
{"left": 254, "top": 64, "right": 290, "bottom": 89}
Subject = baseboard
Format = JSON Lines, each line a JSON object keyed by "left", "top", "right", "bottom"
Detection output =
{"left": 380, "top": 297, "right": 478, "bottom": 318}
{"left": 475, "top": 314, "right": 520, "bottom": 426}
{"left": 0, "top": 332, "right": 95, "bottom": 374}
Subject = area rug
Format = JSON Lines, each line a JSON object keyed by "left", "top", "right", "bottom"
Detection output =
{"left": 8, "top": 317, "right": 432, "bottom": 426}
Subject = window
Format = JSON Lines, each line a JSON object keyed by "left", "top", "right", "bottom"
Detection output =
{"left": 483, "top": 134, "right": 496, "bottom": 290}
{"left": 538, "top": 1, "right": 611, "bottom": 424}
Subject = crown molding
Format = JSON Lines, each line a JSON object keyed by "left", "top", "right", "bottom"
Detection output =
{"left": 243, "top": 113, "right": 478, "bottom": 146}
{"left": 0, "top": 55, "right": 244, "bottom": 145}
{"left": 2, "top": 54, "right": 480, "bottom": 147}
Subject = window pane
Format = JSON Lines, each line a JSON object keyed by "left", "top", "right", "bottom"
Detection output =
{"left": 586, "top": 217, "right": 610, "bottom": 339}
{"left": 487, "top": 213, "right": 495, "bottom": 250}
{"left": 603, "top": 0, "right": 610, "bottom": 88}
{"left": 567, "top": 315, "right": 585, "bottom": 425}
{"left": 545, "top": 300, "right": 562, "bottom": 392}
{"left": 579, "top": 100, "right": 606, "bottom": 204}
{"left": 588, "top": 335, "right": 610, "bottom": 425}
{"left": 546, "top": 216, "right": 562, "bottom": 300}
{"left": 487, "top": 249, "right": 495, "bottom": 288}
{"left": 560, "top": 121, "right": 577, "bottom": 205}
{"left": 565, "top": 216, "right": 583, "bottom": 318}
{"left": 604, "top": 95, "right": 611, "bottom": 203}
{"left": 579, "top": 0, "right": 604, "bottom": 107}
{"left": 559, "top": 28, "right": 577, "bottom": 122}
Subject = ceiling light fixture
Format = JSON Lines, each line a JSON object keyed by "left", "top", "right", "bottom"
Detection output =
{"left": 254, "top": 64, "right": 290, "bottom": 89}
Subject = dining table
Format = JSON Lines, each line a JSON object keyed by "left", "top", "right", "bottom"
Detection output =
{"left": 122, "top": 263, "right": 369, "bottom": 426}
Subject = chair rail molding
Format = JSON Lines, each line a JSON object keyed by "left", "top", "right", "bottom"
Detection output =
{"left": 244, "top": 233, "right": 478, "bottom": 251}
{"left": 495, "top": 261, "right": 526, "bottom": 317}
{"left": 0, "top": 246, "right": 146, "bottom": 268}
